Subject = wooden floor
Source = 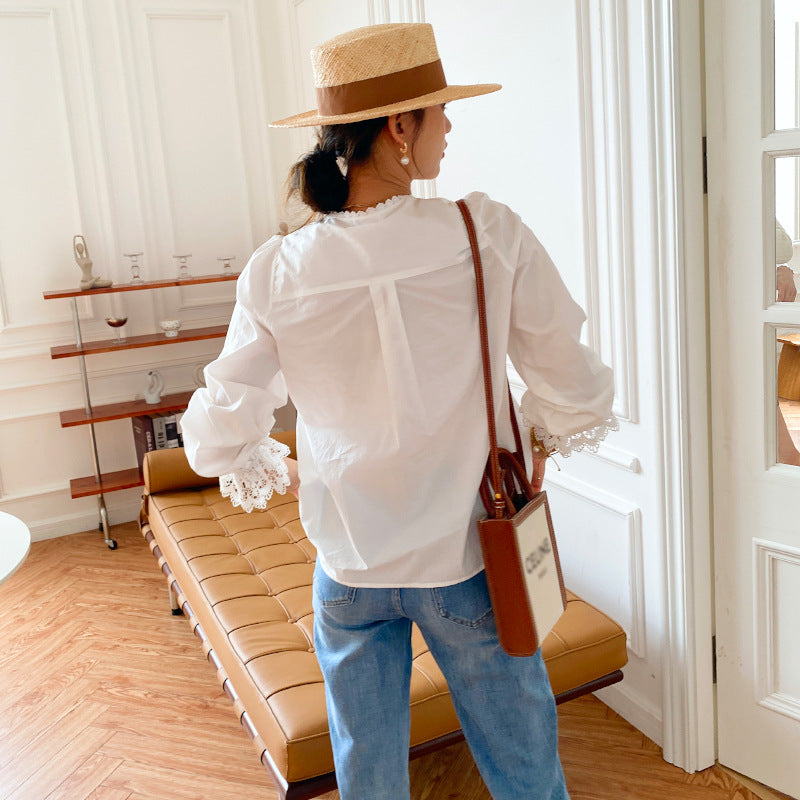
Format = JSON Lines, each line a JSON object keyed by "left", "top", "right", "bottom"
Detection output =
{"left": 0, "top": 521, "right": 791, "bottom": 800}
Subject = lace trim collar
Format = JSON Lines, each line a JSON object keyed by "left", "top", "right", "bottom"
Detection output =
{"left": 328, "top": 194, "right": 410, "bottom": 218}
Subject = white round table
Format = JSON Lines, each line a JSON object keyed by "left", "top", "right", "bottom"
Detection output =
{"left": 0, "top": 511, "right": 31, "bottom": 585}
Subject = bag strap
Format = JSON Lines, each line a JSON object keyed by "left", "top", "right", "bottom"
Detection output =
{"left": 456, "top": 199, "right": 507, "bottom": 520}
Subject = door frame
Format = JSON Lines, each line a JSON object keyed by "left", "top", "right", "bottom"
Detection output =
{"left": 651, "top": 0, "right": 715, "bottom": 770}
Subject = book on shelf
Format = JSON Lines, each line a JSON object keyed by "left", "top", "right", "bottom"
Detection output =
{"left": 132, "top": 412, "right": 184, "bottom": 469}
{"left": 132, "top": 414, "right": 157, "bottom": 469}
{"left": 160, "top": 413, "right": 182, "bottom": 449}
{"left": 174, "top": 411, "right": 185, "bottom": 447}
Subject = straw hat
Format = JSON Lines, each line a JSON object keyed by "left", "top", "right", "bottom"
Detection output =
{"left": 270, "top": 23, "right": 500, "bottom": 128}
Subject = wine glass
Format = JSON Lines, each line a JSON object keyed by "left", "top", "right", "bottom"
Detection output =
{"left": 105, "top": 316, "right": 128, "bottom": 344}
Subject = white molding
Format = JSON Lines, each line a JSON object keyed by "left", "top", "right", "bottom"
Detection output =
{"left": 509, "top": 365, "right": 639, "bottom": 472}
{"left": 0, "top": 3, "right": 111, "bottom": 333}
{"left": 590, "top": 442, "right": 641, "bottom": 473}
{"left": 763, "top": 130, "right": 800, "bottom": 152}
{"left": 387, "top": 0, "right": 424, "bottom": 23}
{"left": 117, "top": 1, "right": 259, "bottom": 323}
{"left": 575, "top": 0, "right": 638, "bottom": 424}
{"left": 648, "top": 0, "right": 715, "bottom": 771}
{"left": 412, "top": 178, "right": 437, "bottom": 199}
{"left": 545, "top": 471, "right": 646, "bottom": 657}
{"left": 597, "top": 680, "right": 664, "bottom": 747}
{"left": 0, "top": 482, "right": 70, "bottom": 502}
{"left": 19, "top": 497, "right": 142, "bottom": 540}
{"left": 241, "top": 0, "right": 282, "bottom": 241}
{"left": 368, "top": 0, "right": 390, "bottom": 25}
{"left": 754, "top": 538, "right": 800, "bottom": 721}
{"left": 285, "top": 0, "right": 314, "bottom": 169}
{"left": 139, "top": 7, "right": 229, "bottom": 260}
{"left": 70, "top": 0, "right": 122, "bottom": 287}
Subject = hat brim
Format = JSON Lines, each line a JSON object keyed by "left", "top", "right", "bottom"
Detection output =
{"left": 269, "top": 83, "right": 501, "bottom": 128}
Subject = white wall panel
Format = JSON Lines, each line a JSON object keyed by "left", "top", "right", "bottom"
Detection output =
{"left": 124, "top": 0, "right": 276, "bottom": 327}
{"left": 282, "top": 0, "right": 373, "bottom": 163}
{"left": 292, "top": 0, "right": 370, "bottom": 107}
{"left": 576, "top": 0, "right": 638, "bottom": 424}
{"left": 0, "top": 9, "right": 83, "bottom": 332}
{"left": 755, "top": 539, "right": 800, "bottom": 720}
{"left": 546, "top": 474, "right": 645, "bottom": 657}
{"left": 0, "top": 0, "right": 292, "bottom": 538}
{"left": 145, "top": 13, "right": 252, "bottom": 266}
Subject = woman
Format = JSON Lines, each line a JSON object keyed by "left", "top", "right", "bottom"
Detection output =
{"left": 181, "top": 22, "right": 616, "bottom": 800}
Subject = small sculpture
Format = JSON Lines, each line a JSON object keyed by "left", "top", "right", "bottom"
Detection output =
{"left": 144, "top": 370, "right": 164, "bottom": 404}
{"left": 194, "top": 363, "right": 207, "bottom": 388}
{"left": 74, "top": 235, "right": 113, "bottom": 290}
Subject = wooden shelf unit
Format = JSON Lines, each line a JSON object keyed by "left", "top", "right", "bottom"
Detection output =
{"left": 59, "top": 391, "right": 196, "bottom": 427}
{"left": 43, "top": 272, "right": 238, "bottom": 299}
{"left": 44, "top": 273, "right": 237, "bottom": 546}
{"left": 50, "top": 325, "right": 227, "bottom": 359}
{"left": 70, "top": 468, "right": 145, "bottom": 499}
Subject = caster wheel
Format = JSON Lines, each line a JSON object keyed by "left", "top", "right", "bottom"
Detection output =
{"left": 171, "top": 608, "right": 184, "bottom": 616}
{"left": 107, "top": 539, "right": 118, "bottom": 550}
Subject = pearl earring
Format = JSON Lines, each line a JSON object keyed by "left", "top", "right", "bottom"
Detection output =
{"left": 399, "top": 142, "right": 410, "bottom": 166}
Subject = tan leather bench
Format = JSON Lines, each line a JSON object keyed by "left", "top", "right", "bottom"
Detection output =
{"left": 139, "top": 430, "right": 627, "bottom": 800}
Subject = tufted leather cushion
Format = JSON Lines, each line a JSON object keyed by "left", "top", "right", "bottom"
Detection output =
{"left": 140, "top": 438, "right": 627, "bottom": 785}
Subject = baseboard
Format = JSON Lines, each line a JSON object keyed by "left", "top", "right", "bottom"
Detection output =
{"left": 594, "top": 680, "right": 663, "bottom": 748}
{"left": 27, "top": 499, "right": 141, "bottom": 542}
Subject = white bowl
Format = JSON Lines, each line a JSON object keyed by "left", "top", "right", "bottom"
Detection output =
{"left": 160, "top": 319, "right": 181, "bottom": 338}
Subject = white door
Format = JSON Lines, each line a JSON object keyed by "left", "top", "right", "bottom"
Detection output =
{"left": 706, "top": 1, "right": 800, "bottom": 796}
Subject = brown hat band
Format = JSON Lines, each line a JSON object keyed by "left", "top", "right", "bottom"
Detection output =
{"left": 315, "top": 58, "right": 446, "bottom": 117}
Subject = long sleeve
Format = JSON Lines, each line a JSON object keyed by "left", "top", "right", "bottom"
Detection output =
{"left": 181, "top": 237, "right": 291, "bottom": 510}
{"left": 507, "top": 222, "right": 617, "bottom": 457}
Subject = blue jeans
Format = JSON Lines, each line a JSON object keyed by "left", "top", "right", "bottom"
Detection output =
{"left": 312, "top": 566, "right": 570, "bottom": 800}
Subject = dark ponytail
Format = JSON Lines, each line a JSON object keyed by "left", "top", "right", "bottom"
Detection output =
{"left": 292, "top": 145, "right": 350, "bottom": 214}
{"left": 288, "top": 117, "right": 386, "bottom": 214}
{"left": 287, "top": 108, "right": 425, "bottom": 215}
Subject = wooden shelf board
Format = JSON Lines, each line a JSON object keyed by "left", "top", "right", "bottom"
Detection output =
{"left": 50, "top": 325, "right": 228, "bottom": 359}
{"left": 70, "top": 468, "right": 144, "bottom": 498}
{"left": 43, "top": 272, "right": 239, "bottom": 299}
{"left": 59, "top": 391, "right": 195, "bottom": 427}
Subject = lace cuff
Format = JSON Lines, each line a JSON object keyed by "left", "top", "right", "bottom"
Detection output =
{"left": 527, "top": 416, "right": 619, "bottom": 458}
{"left": 219, "top": 435, "right": 292, "bottom": 513}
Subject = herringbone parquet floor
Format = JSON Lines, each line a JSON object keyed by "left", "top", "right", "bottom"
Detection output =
{"left": 0, "top": 522, "right": 792, "bottom": 800}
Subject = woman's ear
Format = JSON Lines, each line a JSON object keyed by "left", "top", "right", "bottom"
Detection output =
{"left": 386, "top": 112, "right": 413, "bottom": 147}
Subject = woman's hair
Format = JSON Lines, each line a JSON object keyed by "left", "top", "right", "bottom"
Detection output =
{"left": 287, "top": 109, "right": 425, "bottom": 215}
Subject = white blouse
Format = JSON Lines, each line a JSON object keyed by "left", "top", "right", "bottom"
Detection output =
{"left": 181, "top": 192, "right": 616, "bottom": 588}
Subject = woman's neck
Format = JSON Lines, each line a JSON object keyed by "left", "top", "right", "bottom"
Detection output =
{"left": 344, "top": 134, "right": 412, "bottom": 211}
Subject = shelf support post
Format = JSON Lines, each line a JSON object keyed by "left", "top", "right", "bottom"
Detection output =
{"left": 71, "top": 298, "right": 114, "bottom": 547}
